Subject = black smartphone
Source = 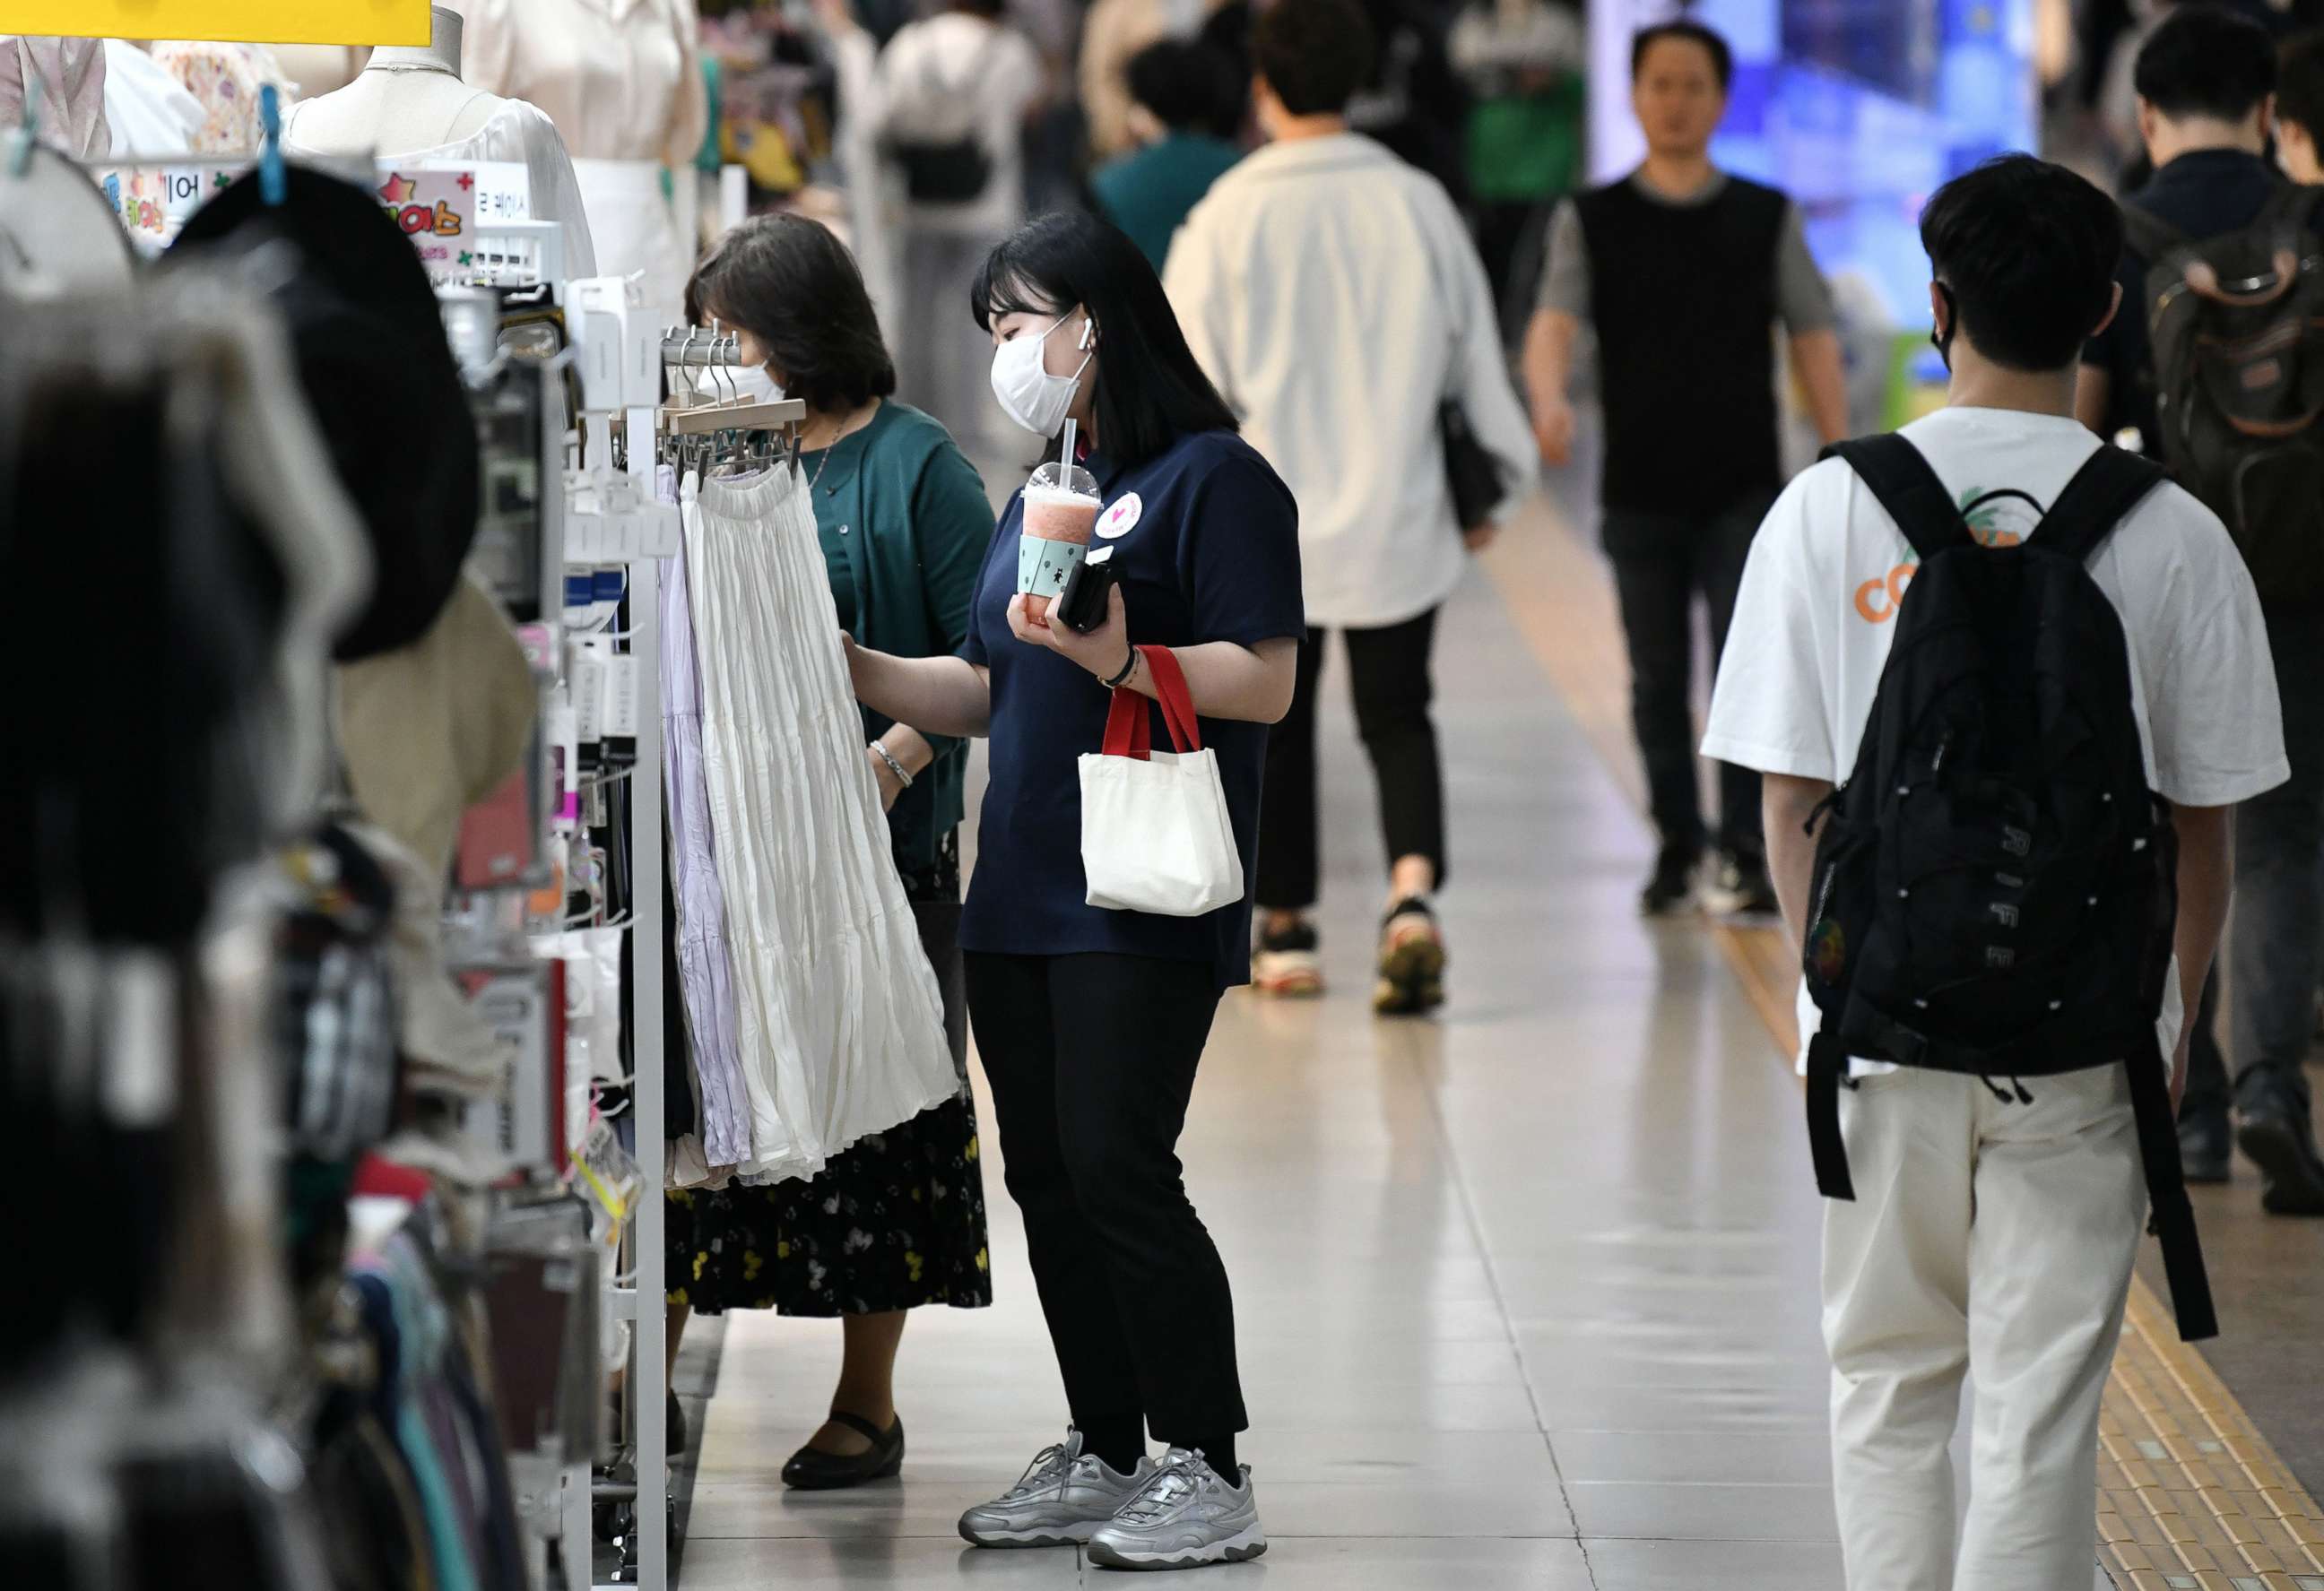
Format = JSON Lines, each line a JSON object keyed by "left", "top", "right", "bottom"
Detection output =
{"left": 1057, "top": 544, "right": 1120, "bottom": 634}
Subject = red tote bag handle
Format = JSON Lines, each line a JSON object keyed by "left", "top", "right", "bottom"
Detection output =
{"left": 1097, "top": 647, "right": 1202, "bottom": 761}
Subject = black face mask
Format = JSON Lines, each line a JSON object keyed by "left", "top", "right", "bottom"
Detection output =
{"left": 1929, "top": 283, "right": 1959, "bottom": 372}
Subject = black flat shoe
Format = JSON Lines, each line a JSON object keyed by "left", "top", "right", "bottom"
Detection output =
{"left": 2179, "top": 1107, "right": 2232, "bottom": 1185}
{"left": 782, "top": 1412, "right": 905, "bottom": 1492}
{"left": 2236, "top": 1098, "right": 2324, "bottom": 1216}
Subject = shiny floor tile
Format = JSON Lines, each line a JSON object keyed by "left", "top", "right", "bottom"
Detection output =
{"left": 675, "top": 508, "right": 2161, "bottom": 1587}
{"left": 1565, "top": 1481, "right": 1838, "bottom": 1543}
{"left": 676, "top": 1536, "right": 1078, "bottom": 1588}
{"left": 1582, "top": 1536, "right": 1848, "bottom": 1590}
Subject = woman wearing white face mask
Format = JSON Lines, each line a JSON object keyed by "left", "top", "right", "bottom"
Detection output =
{"left": 661, "top": 214, "right": 999, "bottom": 1492}
{"left": 844, "top": 212, "right": 1305, "bottom": 1570}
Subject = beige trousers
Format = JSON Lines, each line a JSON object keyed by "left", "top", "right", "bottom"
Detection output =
{"left": 1823, "top": 1064, "right": 2145, "bottom": 1591}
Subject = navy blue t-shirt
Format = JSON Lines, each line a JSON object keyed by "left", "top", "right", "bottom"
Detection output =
{"left": 958, "top": 428, "right": 1304, "bottom": 987}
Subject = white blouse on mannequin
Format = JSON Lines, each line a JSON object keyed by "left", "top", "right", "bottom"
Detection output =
{"left": 455, "top": 0, "right": 706, "bottom": 315}
{"left": 282, "top": 4, "right": 599, "bottom": 277}
{"left": 457, "top": 0, "right": 707, "bottom": 168}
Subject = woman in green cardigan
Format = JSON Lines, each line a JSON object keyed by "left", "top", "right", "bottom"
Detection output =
{"left": 664, "top": 214, "right": 996, "bottom": 1490}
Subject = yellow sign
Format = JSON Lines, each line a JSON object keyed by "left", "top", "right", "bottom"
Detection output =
{"left": 0, "top": 0, "right": 428, "bottom": 45}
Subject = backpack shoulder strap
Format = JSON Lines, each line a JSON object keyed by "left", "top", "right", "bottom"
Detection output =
{"left": 1821, "top": 434, "right": 1975, "bottom": 561}
{"left": 2253, "top": 178, "right": 2317, "bottom": 239}
{"left": 2120, "top": 201, "right": 2188, "bottom": 266}
{"left": 2033, "top": 445, "right": 2167, "bottom": 564}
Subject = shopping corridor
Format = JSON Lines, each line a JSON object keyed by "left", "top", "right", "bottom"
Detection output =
{"left": 668, "top": 488, "right": 2324, "bottom": 1589}
{"left": 676, "top": 496, "right": 1843, "bottom": 1589}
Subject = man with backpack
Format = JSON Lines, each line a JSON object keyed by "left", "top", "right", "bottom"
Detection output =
{"left": 1706, "top": 153, "right": 2285, "bottom": 1589}
{"left": 2077, "top": 4, "right": 2324, "bottom": 1213}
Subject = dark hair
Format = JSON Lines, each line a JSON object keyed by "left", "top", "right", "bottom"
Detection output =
{"left": 1252, "top": 0, "right": 1376, "bottom": 118}
{"left": 2280, "top": 28, "right": 2324, "bottom": 135}
{"left": 971, "top": 211, "right": 1238, "bottom": 468}
{"left": 1632, "top": 20, "right": 1733, "bottom": 91}
{"left": 949, "top": 0, "right": 1006, "bottom": 17}
{"left": 2134, "top": 4, "right": 2276, "bottom": 124}
{"left": 1125, "top": 39, "right": 1246, "bottom": 141}
{"left": 1919, "top": 153, "right": 2124, "bottom": 373}
{"left": 684, "top": 214, "right": 896, "bottom": 413}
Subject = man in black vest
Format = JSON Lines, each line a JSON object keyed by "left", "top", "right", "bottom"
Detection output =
{"left": 1522, "top": 19, "right": 1847, "bottom": 918}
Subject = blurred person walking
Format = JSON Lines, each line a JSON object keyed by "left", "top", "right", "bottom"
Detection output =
{"left": 2077, "top": 5, "right": 2324, "bottom": 1212}
{"left": 2276, "top": 27, "right": 2324, "bottom": 184}
{"left": 1165, "top": 0, "right": 1536, "bottom": 1014}
{"left": 816, "top": 0, "right": 1045, "bottom": 457}
{"left": 1522, "top": 19, "right": 1847, "bottom": 920}
{"left": 1081, "top": 0, "right": 1235, "bottom": 162}
{"left": 1447, "top": 0, "right": 1585, "bottom": 330}
{"left": 1089, "top": 38, "right": 1244, "bottom": 269}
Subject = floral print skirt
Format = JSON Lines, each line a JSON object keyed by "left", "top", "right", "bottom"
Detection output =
{"left": 665, "top": 842, "right": 992, "bottom": 1318}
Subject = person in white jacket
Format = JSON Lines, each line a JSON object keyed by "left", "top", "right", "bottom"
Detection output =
{"left": 1163, "top": 0, "right": 1536, "bottom": 1014}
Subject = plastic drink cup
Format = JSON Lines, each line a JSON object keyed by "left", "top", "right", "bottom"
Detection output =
{"left": 1019, "top": 461, "right": 1101, "bottom": 627}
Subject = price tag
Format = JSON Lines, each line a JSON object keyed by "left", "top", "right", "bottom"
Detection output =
{"left": 603, "top": 653, "right": 639, "bottom": 737}
{"left": 639, "top": 503, "right": 683, "bottom": 557}
{"left": 609, "top": 509, "right": 643, "bottom": 559}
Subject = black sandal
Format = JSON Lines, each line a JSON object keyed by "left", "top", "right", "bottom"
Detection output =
{"left": 781, "top": 1411, "right": 906, "bottom": 1492}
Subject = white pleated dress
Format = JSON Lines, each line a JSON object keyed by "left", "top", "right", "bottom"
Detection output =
{"left": 681, "top": 464, "right": 958, "bottom": 1183}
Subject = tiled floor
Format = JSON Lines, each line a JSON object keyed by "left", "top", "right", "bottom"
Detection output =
{"left": 682, "top": 508, "right": 1859, "bottom": 1587}
{"left": 678, "top": 492, "right": 2315, "bottom": 1587}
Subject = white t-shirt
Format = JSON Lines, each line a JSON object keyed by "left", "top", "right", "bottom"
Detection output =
{"left": 1701, "top": 404, "right": 2289, "bottom": 1076}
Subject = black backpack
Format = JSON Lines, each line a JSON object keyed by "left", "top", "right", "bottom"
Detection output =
{"left": 1805, "top": 434, "right": 2216, "bottom": 1342}
{"left": 2124, "top": 184, "right": 2324, "bottom": 605}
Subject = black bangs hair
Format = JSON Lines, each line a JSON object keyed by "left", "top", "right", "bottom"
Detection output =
{"left": 970, "top": 210, "right": 1238, "bottom": 469}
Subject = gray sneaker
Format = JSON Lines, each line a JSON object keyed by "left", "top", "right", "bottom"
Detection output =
{"left": 958, "top": 1430, "right": 1154, "bottom": 1548}
{"left": 1086, "top": 1448, "right": 1267, "bottom": 1571}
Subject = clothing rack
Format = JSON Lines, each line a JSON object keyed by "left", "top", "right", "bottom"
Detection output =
{"left": 656, "top": 329, "right": 804, "bottom": 474}
{"left": 560, "top": 291, "right": 676, "bottom": 1591}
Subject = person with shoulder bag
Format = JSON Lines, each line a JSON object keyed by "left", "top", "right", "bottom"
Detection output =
{"left": 1164, "top": 0, "right": 1538, "bottom": 1015}
{"left": 814, "top": 0, "right": 1045, "bottom": 454}
{"left": 844, "top": 211, "right": 1303, "bottom": 1572}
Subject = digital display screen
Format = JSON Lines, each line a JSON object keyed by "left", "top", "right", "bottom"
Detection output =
{"left": 1588, "top": 0, "right": 2039, "bottom": 327}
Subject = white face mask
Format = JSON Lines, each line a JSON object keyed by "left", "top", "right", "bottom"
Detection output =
{"left": 730, "top": 362, "right": 785, "bottom": 404}
{"left": 990, "top": 312, "right": 1093, "bottom": 437}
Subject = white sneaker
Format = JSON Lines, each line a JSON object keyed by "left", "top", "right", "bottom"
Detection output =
{"left": 958, "top": 1430, "right": 1155, "bottom": 1549}
{"left": 1086, "top": 1448, "right": 1268, "bottom": 1571}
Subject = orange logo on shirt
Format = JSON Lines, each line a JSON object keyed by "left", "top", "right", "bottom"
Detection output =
{"left": 1854, "top": 562, "right": 1916, "bottom": 623}
{"left": 1851, "top": 517, "right": 2025, "bottom": 625}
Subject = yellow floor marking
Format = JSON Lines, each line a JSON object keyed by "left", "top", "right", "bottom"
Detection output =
{"left": 1487, "top": 496, "right": 2324, "bottom": 1587}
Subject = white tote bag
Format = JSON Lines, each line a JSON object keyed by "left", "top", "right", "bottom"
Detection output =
{"left": 1080, "top": 647, "right": 1244, "bottom": 918}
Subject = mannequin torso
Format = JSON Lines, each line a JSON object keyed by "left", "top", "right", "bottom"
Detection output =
{"left": 286, "top": 6, "right": 507, "bottom": 153}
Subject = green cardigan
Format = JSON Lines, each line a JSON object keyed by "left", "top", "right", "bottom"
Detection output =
{"left": 803, "top": 401, "right": 992, "bottom": 875}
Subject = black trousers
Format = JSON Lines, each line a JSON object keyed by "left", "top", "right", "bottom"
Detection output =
{"left": 1602, "top": 496, "right": 1772, "bottom": 857}
{"left": 1255, "top": 609, "right": 1445, "bottom": 912}
{"left": 2184, "top": 603, "right": 2324, "bottom": 1120}
{"left": 964, "top": 952, "right": 1248, "bottom": 1441}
